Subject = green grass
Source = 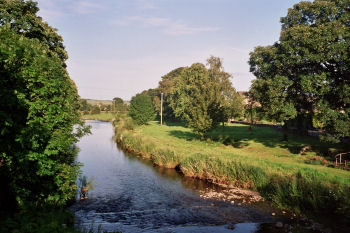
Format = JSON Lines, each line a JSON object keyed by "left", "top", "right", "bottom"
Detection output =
{"left": 84, "top": 99, "right": 112, "bottom": 106}
{"left": 82, "top": 112, "right": 115, "bottom": 122}
{"left": 114, "top": 118, "right": 350, "bottom": 218}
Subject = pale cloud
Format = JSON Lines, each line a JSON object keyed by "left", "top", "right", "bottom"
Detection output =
{"left": 39, "top": 8, "right": 65, "bottom": 22}
{"left": 114, "top": 16, "right": 219, "bottom": 35}
{"left": 137, "top": 0, "right": 159, "bottom": 10}
{"left": 70, "top": 1, "right": 104, "bottom": 15}
{"left": 37, "top": 0, "right": 104, "bottom": 20}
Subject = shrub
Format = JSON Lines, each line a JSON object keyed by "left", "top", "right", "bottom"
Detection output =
{"left": 129, "top": 94, "right": 155, "bottom": 125}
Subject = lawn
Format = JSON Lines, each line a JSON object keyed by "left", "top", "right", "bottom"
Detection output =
{"left": 114, "top": 118, "right": 350, "bottom": 218}
{"left": 82, "top": 112, "right": 115, "bottom": 122}
{"left": 139, "top": 122, "right": 349, "bottom": 185}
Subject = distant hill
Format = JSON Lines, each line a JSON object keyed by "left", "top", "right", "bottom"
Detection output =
{"left": 84, "top": 99, "right": 112, "bottom": 106}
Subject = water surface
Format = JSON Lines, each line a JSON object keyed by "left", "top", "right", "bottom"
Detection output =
{"left": 71, "top": 120, "right": 284, "bottom": 232}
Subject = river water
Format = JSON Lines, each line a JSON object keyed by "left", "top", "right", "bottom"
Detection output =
{"left": 71, "top": 120, "right": 286, "bottom": 233}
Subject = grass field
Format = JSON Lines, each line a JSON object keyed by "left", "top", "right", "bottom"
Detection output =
{"left": 84, "top": 99, "right": 112, "bottom": 106}
{"left": 82, "top": 112, "right": 115, "bottom": 122}
{"left": 114, "top": 117, "right": 350, "bottom": 219}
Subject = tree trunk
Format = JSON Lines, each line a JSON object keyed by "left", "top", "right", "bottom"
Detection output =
{"left": 222, "top": 121, "right": 225, "bottom": 131}
{"left": 283, "top": 120, "right": 289, "bottom": 141}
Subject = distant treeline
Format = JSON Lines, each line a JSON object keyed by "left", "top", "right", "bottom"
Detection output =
{"left": 80, "top": 98, "right": 129, "bottom": 115}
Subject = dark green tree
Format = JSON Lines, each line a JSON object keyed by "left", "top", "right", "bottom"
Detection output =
{"left": 129, "top": 94, "right": 155, "bottom": 125}
{"left": 249, "top": 0, "right": 350, "bottom": 142}
{"left": 169, "top": 57, "right": 242, "bottom": 137}
{"left": 140, "top": 89, "right": 160, "bottom": 116}
{"left": 157, "top": 67, "right": 185, "bottom": 121}
{"left": 0, "top": 1, "right": 87, "bottom": 211}
{"left": 169, "top": 63, "right": 219, "bottom": 138}
{"left": 0, "top": 0, "right": 68, "bottom": 63}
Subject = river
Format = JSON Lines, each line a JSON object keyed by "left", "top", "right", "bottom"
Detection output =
{"left": 71, "top": 120, "right": 288, "bottom": 233}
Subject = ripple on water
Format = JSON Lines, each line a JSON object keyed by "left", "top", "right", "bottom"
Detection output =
{"left": 71, "top": 121, "right": 286, "bottom": 233}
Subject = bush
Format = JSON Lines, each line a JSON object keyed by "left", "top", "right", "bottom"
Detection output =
{"left": 129, "top": 94, "right": 155, "bottom": 125}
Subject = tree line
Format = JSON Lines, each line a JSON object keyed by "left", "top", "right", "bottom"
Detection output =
{"left": 128, "top": 56, "right": 244, "bottom": 139}
{"left": 128, "top": 0, "right": 350, "bottom": 145}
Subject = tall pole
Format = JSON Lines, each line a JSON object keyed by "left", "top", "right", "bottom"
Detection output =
{"left": 160, "top": 93, "right": 163, "bottom": 125}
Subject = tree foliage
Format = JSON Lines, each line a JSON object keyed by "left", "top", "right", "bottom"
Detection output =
{"left": 169, "top": 57, "right": 242, "bottom": 138}
{"left": 0, "top": 0, "right": 68, "bottom": 62}
{"left": 0, "top": 1, "right": 87, "bottom": 211}
{"left": 129, "top": 94, "right": 155, "bottom": 125}
{"left": 249, "top": 0, "right": 350, "bottom": 142}
{"left": 157, "top": 67, "right": 185, "bottom": 121}
{"left": 113, "top": 97, "right": 128, "bottom": 113}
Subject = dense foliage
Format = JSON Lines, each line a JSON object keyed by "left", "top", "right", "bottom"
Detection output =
{"left": 169, "top": 57, "right": 243, "bottom": 138}
{"left": 129, "top": 94, "right": 155, "bottom": 125}
{"left": 157, "top": 67, "right": 185, "bottom": 121}
{"left": 0, "top": 0, "right": 86, "bottom": 211}
{"left": 249, "top": 0, "right": 350, "bottom": 143}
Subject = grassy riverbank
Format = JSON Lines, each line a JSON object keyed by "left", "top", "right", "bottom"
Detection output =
{"left": 114, "top": 116, "right": 350, "bottom": 221}
{"left": 82, "top": 112, "right": 115, "bottom": 122}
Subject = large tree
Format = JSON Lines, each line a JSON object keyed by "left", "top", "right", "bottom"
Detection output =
{"left": 169, "top": 58, "right": 242, "bottom": 138}
{"left": 170, "top": 63, "right": 214, "bottom": 138}
{"left": 0, "top": 0, "right": 68, "bottom": 63}
{"left": 0, "top": 1, "right": 86, "bottom": 211}
{"left": 157, "top": 67, "right": 185, "bottom": 121}
{"left": 207, "top": 56, "right": 244, "bottom": 129}
{"left": 249, "top": 0, "right": 350, "bottom": 143}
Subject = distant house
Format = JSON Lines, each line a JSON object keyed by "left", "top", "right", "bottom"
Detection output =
{"left": 237, "top": 91, "right": 260, "bottom": 107}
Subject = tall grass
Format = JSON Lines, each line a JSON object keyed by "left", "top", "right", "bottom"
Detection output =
{"left": 113, "top": 117, "right": 350, "bottom": 218}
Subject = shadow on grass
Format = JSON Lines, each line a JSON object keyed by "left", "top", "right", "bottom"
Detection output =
{"left": 217, "top": 124, "right": 336, "bottom": 155}
{"left": 168, "top": 123, "right": 337, "bottom": 156}
{"left": 169, "top": 130, "right": 199, "bottom": 141}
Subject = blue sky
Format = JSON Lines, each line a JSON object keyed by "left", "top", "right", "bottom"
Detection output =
{"left": 37, "top": 0, "right": 302, "bottom": 100}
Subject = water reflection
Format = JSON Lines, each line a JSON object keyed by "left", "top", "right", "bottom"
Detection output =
{"left": 71, "top": 121, "right": 282, "bottom": 233}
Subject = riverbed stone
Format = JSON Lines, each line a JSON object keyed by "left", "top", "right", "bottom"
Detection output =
{"left": 275, "top": 222, "right": 283, "bottom": 228}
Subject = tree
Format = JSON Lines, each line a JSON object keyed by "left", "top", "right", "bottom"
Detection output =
{"left": 0, "top": 1, "right": 87, "bottom": 211}
{"left": 129, "top": 94, "right": 155, "bottom": 125}
{"left": 169, "top": 63, "right": 218, "bottom": 138}
{"left": 206, "top": 56, "right": 243, "bottom": 130}
{"left": 91, "top": 105, "right": 101, "bottom": 114}
{"left": 0, "top": 0, "right": 68, "bottom": 63}
{"left": 249, "top": 0, "right": 350, "bottom": 142}
{"left": 157, "top": 67, "right": 185, "bottom": 121}
{"left": 169, "top": 57, "right": 243, "bottom": 138}
{"left": 140, "top": 88, "right": 161, "bottom": 115}
{"left": 113, "top": 97, "right": 128, "bottom": 113}
{"left": 80, "top": 99, "right": 92, "bottom": 112}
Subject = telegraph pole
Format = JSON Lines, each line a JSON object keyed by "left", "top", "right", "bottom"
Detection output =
{"left": 160, "top": 93, "right": 163, "bottom": 125}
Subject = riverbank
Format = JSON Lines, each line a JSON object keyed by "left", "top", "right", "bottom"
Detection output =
{"left": 114, "top": 116, "right": 350, "bottom": 228}
{"left": 82, "top": 112, "right": 115, "bottom": 122}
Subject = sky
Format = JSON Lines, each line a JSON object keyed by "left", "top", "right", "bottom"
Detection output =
{"left": 36, "top": 0, "right": 302, "bottom": 101}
